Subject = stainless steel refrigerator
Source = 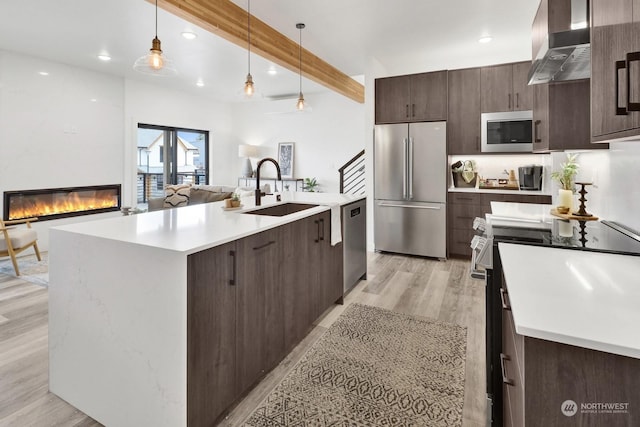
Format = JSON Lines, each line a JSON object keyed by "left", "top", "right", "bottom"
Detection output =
{"left": 374, "top": 122, "right": 447, "bottom": 258}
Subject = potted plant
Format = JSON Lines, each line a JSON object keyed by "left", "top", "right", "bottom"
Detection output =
{"left": 550, "top": 153, "right": 579, "bottom": 212}
{"left": 303, "top": 177, "right": 319, "bottom": 192}
{"left": 230, "top": 192, "right": 241, "bottom": 208}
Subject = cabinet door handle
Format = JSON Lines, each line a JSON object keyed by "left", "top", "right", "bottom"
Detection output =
{"left": 500, "top": 288, "right": 511, "bottom": 310}
{"left": 314, "top": 220, "right": 320, "bottom": 243}
{"left": 405, "top": 104, "right": 409, "bottom": 118}
{"left": 508, "top": 93, "right": 512, "bottom": 109}
{"left": 627, "top": 51, "right": 640, "bottom": 112}
{"left": 616, "top": 60, "right": 628, "bottom": 116}
{"left": 253, "top": 240, "right": 276, "bottom": 251}
{"left": 412, "top": 103, "right": 415, "bottom": 117}
{"left": 516, "top": 93, "right": 520, "bottom": 109}
{"left": 319, "top": 218, "right": 325, "bottom": 241}
{"left": 229, "top": 250, "right": 236, "bottom": 286}
{"left": 534, "top": 119, "right": 542, "bottom": 143}
{"left": 500, "top": 353, "right": 514, "bottom": 386}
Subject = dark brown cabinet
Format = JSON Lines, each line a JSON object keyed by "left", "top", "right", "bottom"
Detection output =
{"left": 375, "top": 71, "right": 447, "bottom": 124}
{"left": 187, "top": 241, "right": 237, "bottom": 427}
{"left": 186, "top": 211, "right": 344, "bottom": 425}
{"left": 480, "top": 62, "right": 532, "bottom": 113}
{"left": 591, "top": 0, "right": 640, "bottom": 142}
{"left": 447, "top": 67, "right": 482, "bottom": 154}
{"left": 532, "top": 79, "right": 600, "bottom": 152}
{"left": 447, "top": 192, "right": 551, "bottom": 258}
{"left": 235, "top": 227, "right": 284, "bottom": 393}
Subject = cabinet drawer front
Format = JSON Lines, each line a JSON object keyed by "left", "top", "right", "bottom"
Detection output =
{"left": 449, "top": 192, "right": 481, "bottom": 205}
{"left": 449, "top": 204, "right": 483, "bottom": 229}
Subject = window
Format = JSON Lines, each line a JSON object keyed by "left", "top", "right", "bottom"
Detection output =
{"left": 136, "top": 124, "right": 209, "bottom": 204}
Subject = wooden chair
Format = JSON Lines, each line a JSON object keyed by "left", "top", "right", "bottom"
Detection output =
{"left": 0, "top": 217, "right": 41, "bottom": 276}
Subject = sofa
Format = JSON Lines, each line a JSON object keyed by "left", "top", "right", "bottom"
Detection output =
{"left": 148, "top": 184, "right": 236, "bottom": 212}
{"left": 147, "top": 184, "right": 270, "bottom": 211}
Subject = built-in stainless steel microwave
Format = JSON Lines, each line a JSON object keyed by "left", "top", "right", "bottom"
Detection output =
{"left": 481, "top": 111, "right": 533, "bottom": 153}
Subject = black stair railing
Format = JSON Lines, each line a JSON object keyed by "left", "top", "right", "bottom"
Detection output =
{"left": 339, "top": 150, "right": 365, "bottom": 194}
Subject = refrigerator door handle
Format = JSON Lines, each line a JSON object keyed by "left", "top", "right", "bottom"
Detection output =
{"left": 408, "top": 137, "right": 414, "bottom": 200}
{"left": 378, "top": 203, "right": 442, "bottom": 210}
{"left": 402, "top": 137, "right": 408, "bottom": 199}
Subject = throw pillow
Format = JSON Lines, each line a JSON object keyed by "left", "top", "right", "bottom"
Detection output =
{"left": 190, "top": 188, "right": 233, "bottom": 205}
{"left": 164, "top": 184, "right": 191, "bottom": 208}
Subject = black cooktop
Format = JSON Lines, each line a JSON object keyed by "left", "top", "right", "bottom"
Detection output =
{"left": 491, "top": 219, "right": 640, "bottom": 256}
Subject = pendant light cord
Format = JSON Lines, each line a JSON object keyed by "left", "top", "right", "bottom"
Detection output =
{"left": 298, "top": 25, "right": 302, "bottom": 91}
{"left": 247, "top": 0, "right": 251, "bottom": 74}
{"left": 155, "top": 0, "right": 158, "bottom": 38}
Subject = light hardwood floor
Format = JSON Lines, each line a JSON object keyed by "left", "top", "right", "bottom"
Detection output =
{"left": 0, "top": 253, "right": 486, "bottom": 427}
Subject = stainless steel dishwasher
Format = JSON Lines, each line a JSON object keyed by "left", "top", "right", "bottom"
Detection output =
{"left": 342, "top": 198, "right": 367, "bottom": 293}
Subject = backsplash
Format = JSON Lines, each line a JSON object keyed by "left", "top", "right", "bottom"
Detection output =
{"left": 562, "top": 141, "right": 640, "bottom": 233}
{"left": 449, "top": 154, "right": 552, "bottom": 192}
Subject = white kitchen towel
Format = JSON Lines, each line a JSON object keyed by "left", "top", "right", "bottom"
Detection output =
{"left": 329, "top": 203, "right": 342, "bottom": 246}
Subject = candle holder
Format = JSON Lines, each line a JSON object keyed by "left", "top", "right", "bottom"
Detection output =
{"left": 573, "top": 182, "right": 593, "bottom": 217}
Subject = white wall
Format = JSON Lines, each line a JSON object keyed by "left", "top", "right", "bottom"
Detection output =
{"left": 230, "top": 91, "right": 365, "bottom": 194}
{"left": 0, "top": 50, "right": 125, "bottom": 250}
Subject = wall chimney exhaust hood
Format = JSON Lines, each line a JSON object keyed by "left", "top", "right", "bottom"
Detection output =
{"left": 528, "top": 0, "right": 590, "bottom": 85}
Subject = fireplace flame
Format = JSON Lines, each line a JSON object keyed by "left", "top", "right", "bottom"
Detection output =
{"left": 9, "top": 192, "right": 118, "bottom": 220}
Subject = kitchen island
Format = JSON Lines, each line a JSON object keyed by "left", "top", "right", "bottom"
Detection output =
{"left": 498, "top": 243, "right": 640, "bottom": 426}
{"left": 48, "top": 192, "right": 365, "bottom": 427}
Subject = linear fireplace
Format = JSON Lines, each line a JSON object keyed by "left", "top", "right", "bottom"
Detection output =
{"left": 3, "top": 185, "right": 121, "bottom": 222}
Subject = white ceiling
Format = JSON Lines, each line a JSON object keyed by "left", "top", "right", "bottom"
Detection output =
{"left": 0, "top": 0, "right": 540, "bottom": 103}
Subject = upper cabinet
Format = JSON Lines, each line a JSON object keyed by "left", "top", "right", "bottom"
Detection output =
{"left": 532, "top": 80, "right": 593, "bottom": 152}
{"left": 375, "top": 71, "right": 447, "bottom": 124}
{"left": 447, "top": 67, "right": 481, "bottom": 154}
{"left": 480, "top": 62, "right": 533, "bottom": 113}
{"left": 591, "top": 0, "right": 640, "bottom": 142}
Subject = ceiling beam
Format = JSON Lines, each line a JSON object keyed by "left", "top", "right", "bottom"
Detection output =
{"left": 154, "top": 0, "right": 365, "bottom": 103}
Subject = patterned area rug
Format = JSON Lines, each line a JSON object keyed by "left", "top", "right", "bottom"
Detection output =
{"left": 243, "top": 303, "right": 467, "bottom": 427}
{"left": 0, "top": 252, "right": 48, "bottom": 287}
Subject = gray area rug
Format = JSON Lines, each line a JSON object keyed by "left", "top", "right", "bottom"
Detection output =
{"left": 0, "top": 252, "right": 48, "bottom": 287}
{"left": 243, "top": 303, "right": 467, "bottom": 427}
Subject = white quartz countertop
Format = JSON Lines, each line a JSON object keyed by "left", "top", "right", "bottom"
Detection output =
{"left": 52, "top": 192, "right": 365, "bottom": 255}
{"left": 498, "top": 242, "right": 640, "bottom": 359}
{"left": 448, "top": 186, "right": 551, "bottom": 196}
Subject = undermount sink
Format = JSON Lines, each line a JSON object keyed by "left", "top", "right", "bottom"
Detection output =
{"left": 242, "top": 203, "right": 318, "bottom": 217}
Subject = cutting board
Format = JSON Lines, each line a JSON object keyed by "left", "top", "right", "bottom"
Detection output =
{"left": 550, "top": 209, "right": 599, "bottom": 221}
{"left": 479, "top": 184, "right": 520, "bottom": 190}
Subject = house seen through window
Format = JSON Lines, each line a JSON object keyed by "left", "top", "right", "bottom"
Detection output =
{"left": 136, "top": 124, "right": 209, "bottom": 206}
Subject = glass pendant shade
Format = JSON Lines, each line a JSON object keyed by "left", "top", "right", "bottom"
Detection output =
{"left": 133, "top": 0, "right": 177, "bottom": 76}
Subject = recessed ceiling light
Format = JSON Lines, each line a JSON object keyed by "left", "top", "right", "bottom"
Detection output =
{"left": 90, "top": 98, "right": 98, "bottom": 102}
{"left": 196, "top": 80, "right": 204, "bottom": 87}
{"left": 38, "top": 71, "right": 49, "bottom": 76}
{"left": 181, "top": 31, "right": 197, "bottom": 40}
{"left": 268, "top": 65, "right": 277, "bottom": 76}
{"left": 98, "top": 54, "right": 111, "bottom": 61}
{"left": 478, "top": 36, "right": 493, "bottom": 44}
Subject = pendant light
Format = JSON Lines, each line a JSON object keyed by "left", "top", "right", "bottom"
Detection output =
{"left": 133, "top": 0, "right": 177, "bottom": 76}
{"left": 296, "top": 23, "right": 305, "bottom": 111}
{"left": 243, "top": 0, "right": 255, "bottom": 96}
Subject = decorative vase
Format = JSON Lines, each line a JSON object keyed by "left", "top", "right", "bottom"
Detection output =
{"left": 558, "top": 189, "right": 573, "bottom": 211}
